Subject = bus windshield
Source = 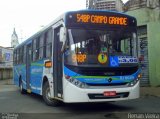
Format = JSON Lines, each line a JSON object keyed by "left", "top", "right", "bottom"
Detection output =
{"left": 64, "top": 28, "right": 137, "bottom": 66}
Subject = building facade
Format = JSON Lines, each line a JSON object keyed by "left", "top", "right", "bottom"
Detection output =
{"left": 124, "top": 0, "right": 160, "bottom": 11}
{"left": 125, "top": 0, "right": 160, "bottom": 86}
{"left": 11, "top": 28, "right": 19, "bottom": 48}
{"left": 0, "top": 46, "right": 13, "bottom": 80}
{"left": 86, "top": 0, "right": 124, "bottom": 12}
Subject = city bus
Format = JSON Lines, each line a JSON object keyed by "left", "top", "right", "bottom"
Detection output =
{"left": 13, "top": 10, "right": 141, "bottom": 106}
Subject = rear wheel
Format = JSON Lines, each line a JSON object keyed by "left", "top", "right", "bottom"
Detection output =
{"left": 42, "top": 82, "right": 61, "bottom": 106}
{"left": 19, "top": 80, "right": 26, "bottom": 94}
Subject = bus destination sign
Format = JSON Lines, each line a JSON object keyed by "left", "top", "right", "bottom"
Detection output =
{"left": 66, "top": 11, "right": 136, "bottom": 28}
{"left": 76, "top": 13, "right": 128, "bottom": 26}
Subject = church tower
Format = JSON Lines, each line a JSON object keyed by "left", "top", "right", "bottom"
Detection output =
{"left": 11, "top": 28, "right": 19, "bottom": 48}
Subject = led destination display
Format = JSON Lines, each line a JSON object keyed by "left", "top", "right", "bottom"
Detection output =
{"left": 66, "top": 11, "right": 136, "bottom": 28}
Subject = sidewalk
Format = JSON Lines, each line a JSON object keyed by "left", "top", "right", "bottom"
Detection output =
{"left": 0, "top": 79, "right": 13, "bottom": 85}
{"left": 141, "top": 87, "right": 160, "bottom": 98}
{"left": 0, "top": 79, "right": 160, "bottom": 97}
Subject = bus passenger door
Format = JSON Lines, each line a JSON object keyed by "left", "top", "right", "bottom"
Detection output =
{"left": 53, "top": 26, "right": 63, "bottom": 98}
{"left": 26, "top": 43, "right": 32, "bottom": 92}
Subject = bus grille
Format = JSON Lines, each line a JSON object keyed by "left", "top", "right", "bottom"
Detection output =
{"left": 86, "top": 83, "right": 128, "bottom": 87}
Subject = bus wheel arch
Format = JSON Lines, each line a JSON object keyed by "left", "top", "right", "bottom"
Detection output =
{"left": 42, "top": 76, "right": 48, "bottom": 88}
{"left": 42, "top": 76, "right": 60, "bottom": 106}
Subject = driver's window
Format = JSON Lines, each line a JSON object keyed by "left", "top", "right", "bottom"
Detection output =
{"left": 121, "top": 38, "right": 130, "bottom": 55}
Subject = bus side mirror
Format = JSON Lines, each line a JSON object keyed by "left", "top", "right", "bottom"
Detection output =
{"left": 59, "top": 27, "right": 66, "bottom": 52}
{"left": 60, "top": 27, "right": 66, "bottom": 42}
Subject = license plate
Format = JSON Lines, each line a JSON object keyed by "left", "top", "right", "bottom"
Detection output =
{"left": 104, "top": 91, "right": 116, "bottom": 96}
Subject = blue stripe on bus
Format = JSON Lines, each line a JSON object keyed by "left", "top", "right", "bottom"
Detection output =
{"left": 14, "top": 59, "right": 44, "bottom": 94}
{"left": 64, "top": 66, "right": 140, "bottom": 84}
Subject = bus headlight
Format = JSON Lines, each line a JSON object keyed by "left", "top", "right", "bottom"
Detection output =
{"left": 127, "top": 74, "right": 141, "bottom": 87}
{"left": 65, "top": 75, "right": 86, "bottom": 88}
{"left": 127, "top": 78, "right": 139, "bottom": 87}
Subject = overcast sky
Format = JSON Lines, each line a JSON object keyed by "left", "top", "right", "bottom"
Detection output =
{"left": 0, "top": 0, "right": 128, "bottom": 47}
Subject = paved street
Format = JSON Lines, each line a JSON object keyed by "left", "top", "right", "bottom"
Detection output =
{"left": 0, "top": 80, "right": 160, "bottom": 119}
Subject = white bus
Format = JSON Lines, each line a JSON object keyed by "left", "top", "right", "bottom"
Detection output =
{"left": 13, "top": 10, "right": 141, "bottom": 106}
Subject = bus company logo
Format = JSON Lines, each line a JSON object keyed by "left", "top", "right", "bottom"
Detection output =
{"left": 31, "top": 68, "right": 43, "bottom": 73}
{"left": 120, "top": 76, "right": 134, "bottom": 80}
{"left": 108, "top": 78, "right": 112, "bottom": 83}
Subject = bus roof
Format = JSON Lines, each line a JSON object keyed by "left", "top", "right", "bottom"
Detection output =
{"left": 66, "top": 9, "right": 136, "bottom": 19}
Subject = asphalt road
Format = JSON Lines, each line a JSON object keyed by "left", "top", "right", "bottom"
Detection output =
{"left": 0, "top": 84, "right": 160, "bottom": 119}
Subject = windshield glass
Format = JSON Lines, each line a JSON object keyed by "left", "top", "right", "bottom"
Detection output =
{"left": 64, "top": 28, "right": 137, "bottom": 66}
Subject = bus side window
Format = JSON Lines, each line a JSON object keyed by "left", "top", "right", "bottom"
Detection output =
{"left": 32, "top": 39, "right": 37, "bottom": 61}
{"left": 13, "top": 50, "right": 17, "bottom": 65}
{"left": 23, "top": 45, "right": 26, "bottom": 63}
{"left": 17, "top": 49, "right": 19, "bottom": 64}
{"left": 39, "top": 35, "right": 44, "bottom": 59}
{"left": 36, "top": 37, "right": 40, "bottom": 60}
{"left": 20, "top": 46, "right": 24, "bottom": 64}
{"left": 16, "top": 50, "right": 18, "bottom": 64}
{"left": 45, "top": 30, "right": 52, "bottom": 58}
{"left": 43, "top": 32, "right": 47, "bottom": 58}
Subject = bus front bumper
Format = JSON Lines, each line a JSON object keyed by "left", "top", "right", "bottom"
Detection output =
{"left": 63, "top": 81, "right": 140, "bottom": 103}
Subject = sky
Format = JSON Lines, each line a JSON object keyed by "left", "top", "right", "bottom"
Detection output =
{"left": 0, "top": 0, "right": 128, "bottom": 47}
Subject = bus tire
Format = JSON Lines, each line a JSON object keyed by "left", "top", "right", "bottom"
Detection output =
{"left": 42, "top": 82, "right": 60, "bottom": 106}
{"left": 20, "top": 80, "right": 26, "bottom": 94}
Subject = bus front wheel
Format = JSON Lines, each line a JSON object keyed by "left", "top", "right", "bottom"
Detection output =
{"left": 42, "top": 82, "right": 60, "bottom": 106}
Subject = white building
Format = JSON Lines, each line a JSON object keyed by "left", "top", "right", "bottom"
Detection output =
{"left": 86, "top": 0, "right": 124, "bottom": 12}
{"left": 0, "top": 46, "right": 13, "bottom": 80}
{"left": 124, "top": 0, "right": 160, "bottom": 11}
{"left": 124, "top": 0, "right": 160, "bottom": 86}
{"left": 11, "top": 28, "right": 19, "bottom": 48}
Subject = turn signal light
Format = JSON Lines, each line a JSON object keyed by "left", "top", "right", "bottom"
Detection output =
{"left": 138, "top": 74, "right": 142, "bottom": 78}
{"left": 45, "top": 61, "right": 52, "bottom": 68}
